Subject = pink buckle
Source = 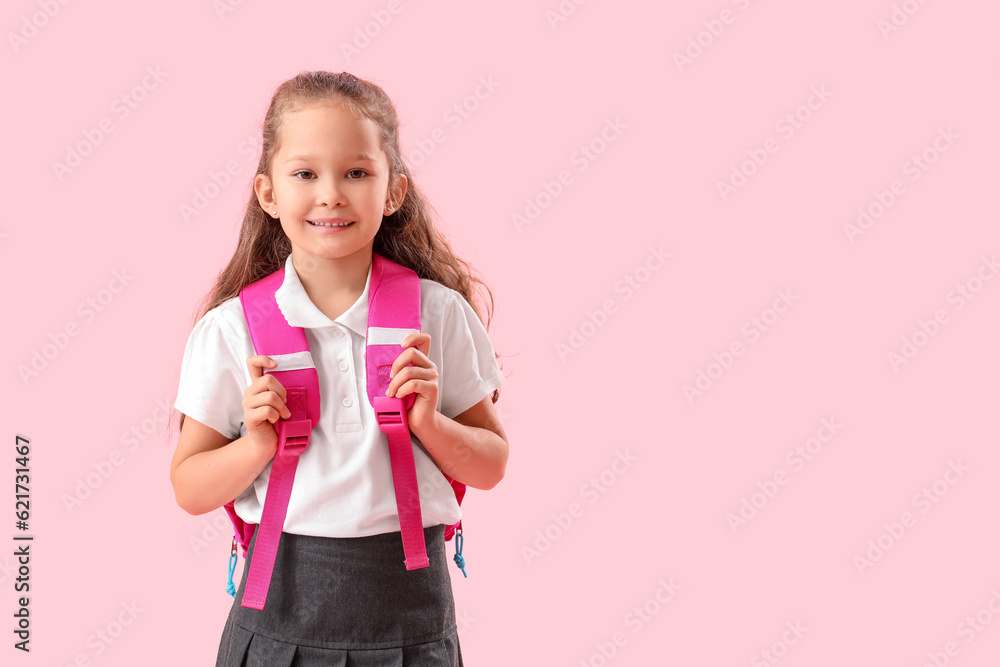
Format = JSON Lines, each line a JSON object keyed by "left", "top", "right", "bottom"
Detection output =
{"left": 373, "top": 396, "right": 411, "bottom": 435}
{"left": 276, "top": 419, "right": 312, "bottom": 457}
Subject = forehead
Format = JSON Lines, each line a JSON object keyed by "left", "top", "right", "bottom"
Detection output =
{"left": 277, "top": 102, "right": 384, "bottom": 161}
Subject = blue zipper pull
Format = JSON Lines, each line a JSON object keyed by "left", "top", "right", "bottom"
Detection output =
{"left": 452, "top": 528, "right": 467, "bottom": 578}
{"left": 226, "top": 537, "right": 238, "bottom": 598}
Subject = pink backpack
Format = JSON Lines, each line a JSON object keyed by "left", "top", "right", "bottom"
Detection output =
{"left": 223, "top": 252, "right": 466, "bottom": 610}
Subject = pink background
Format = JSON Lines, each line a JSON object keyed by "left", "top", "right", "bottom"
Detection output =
{"left": 5, "top": 1, "right": 999, "bottom": 665}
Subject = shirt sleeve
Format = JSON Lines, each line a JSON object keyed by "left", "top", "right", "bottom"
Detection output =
{"left": 173, "top": 310, "right": 248, "bottom": 440}
{"left": 438, "top": 290, "right": 506, "bottom": 419}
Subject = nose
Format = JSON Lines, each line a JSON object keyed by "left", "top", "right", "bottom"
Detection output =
{"left": 316, "top": 176, "right": 346, "bottom": 207}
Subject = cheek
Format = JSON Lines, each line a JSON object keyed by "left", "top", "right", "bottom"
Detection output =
{"left": 284, "top": 186, "right": 307, "bottom": 203}
{"left": 360, "top": 192, "right": 386, "bottom": 213}
{"left": 366, "top": 179, "right": 390, "bottom": 203}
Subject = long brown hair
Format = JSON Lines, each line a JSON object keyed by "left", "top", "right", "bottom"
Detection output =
{"left": 174, "top": 71, "right": 501, "bottom": 436}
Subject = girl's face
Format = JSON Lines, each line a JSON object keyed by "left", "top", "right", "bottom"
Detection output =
{"left": 256, "top": 101, "right": 404, "bottom": 268}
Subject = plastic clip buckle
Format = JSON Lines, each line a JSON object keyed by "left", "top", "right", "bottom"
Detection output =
{"left": 373, "top": 396, "right": 410, "bottom": 436}
{"left": 276, "top": 419, "right": 312, "bottom": 457}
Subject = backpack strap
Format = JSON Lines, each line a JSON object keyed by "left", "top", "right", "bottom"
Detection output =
{"left": 367, "top": 253, "right": 430, "bottom": 570}
{"left": 226, "top": 254, "right": 461, "bottom": 605}
{"left": 236, "top": 268, "right": 321, "bottom": 610}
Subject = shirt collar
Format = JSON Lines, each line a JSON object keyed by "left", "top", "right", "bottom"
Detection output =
{"left": 274, "top": 253, "right": 371, "bottom": 335}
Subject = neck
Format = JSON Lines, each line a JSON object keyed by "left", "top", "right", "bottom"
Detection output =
{"left": 291, "top": 250, "right": 373, "bottom": 303}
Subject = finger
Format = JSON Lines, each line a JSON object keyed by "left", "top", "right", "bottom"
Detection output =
{"left": 267, "top": 389, "right": 292, "bottom": 420}
{"left": 249, "top": 403, "right": 284, "bottom": 426}
{"left": 247, "top": 355, "right": 278, "bottom": 382}
{"left": 246, "top": 388, "right": 292, "bottom": 421}
{"left": 388, "top": 352, "right": 416, "bottom": 386}
{"left": 246, "top": 357, "right": 290, "bottom": 415}
{"left": 388, "top": 367, "right": 435, "bottom": 397}
{"left": 262, "top": 373, "right": 289, "bottom": 403}
{"left": 248, "top": 357, "right": 288, "bottom": 401}
{"left": 401, "top": 332, "right": 432, "bottom": 357}
{"left": 390, "top": 346, "right": 432, "bottom": 379}
{"left": 417, "top": 332, "right": 432, "bottom": 356}
{"left": 394, "top": 378, "right": 435, "bottom": 401}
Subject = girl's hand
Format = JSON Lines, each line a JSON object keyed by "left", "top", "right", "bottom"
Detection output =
{"left": 242, "top": 355, "right": 292, "bottom": 458}
{"left": 386, "top": 332, "right": 439, "bottom": 433}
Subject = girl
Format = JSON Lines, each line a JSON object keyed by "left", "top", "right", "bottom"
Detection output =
{"left": 170, "top": 71, "right": 508, "bottom": 666}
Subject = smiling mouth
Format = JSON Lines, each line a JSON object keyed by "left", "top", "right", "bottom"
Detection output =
{"left": 308, "top": 220, "right": 354, "bottom": 227}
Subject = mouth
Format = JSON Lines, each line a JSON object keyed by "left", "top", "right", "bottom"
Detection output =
{"left": 308, "top": 220, "right": 354, "bottom": 228}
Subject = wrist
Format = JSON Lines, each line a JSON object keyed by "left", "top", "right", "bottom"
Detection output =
{"left": 244, "top": 430, "right": 278, "bottom": 464}
{"left": 408, "top": 408, "right": 443, "bottom": 444}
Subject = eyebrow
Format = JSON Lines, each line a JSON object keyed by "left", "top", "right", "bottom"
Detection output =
{"left": 284, "top": 153, "right": 378, "bottom": 163}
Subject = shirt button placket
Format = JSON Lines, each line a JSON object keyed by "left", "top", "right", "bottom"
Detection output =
{"left": 333, "top": 326, "right": 355, "bottom": 415}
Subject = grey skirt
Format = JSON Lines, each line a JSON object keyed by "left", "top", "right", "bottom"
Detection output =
{"left": 217, "top": 524, "right": 463, "bottom": 666}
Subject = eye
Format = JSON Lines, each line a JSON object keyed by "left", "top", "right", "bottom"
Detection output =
{"left": 347, "top": 169, "right": 368, "bottom": 179}
{"left": 293, "top": 170, "right": 315, "bottom": 180}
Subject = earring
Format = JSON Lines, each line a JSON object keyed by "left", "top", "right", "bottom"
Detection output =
{"left": 272, "top": 210, "right": 278, "bottom": 216}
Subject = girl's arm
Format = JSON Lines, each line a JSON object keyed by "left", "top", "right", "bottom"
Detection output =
{"left": 410, "top": 396, "right": 509, "bottom": 490}
{"left": 388, "top": 331, "right": 508, "bottom": 490}
{"left": 170, "top": 416, "right": 276, "bottom": 515}
{"left": 172, "top": 355, "right": 290, "bottom": 515}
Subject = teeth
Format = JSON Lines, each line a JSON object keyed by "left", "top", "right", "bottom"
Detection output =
{"left": 311, "top": 221, "right": 352, "bottom": 227}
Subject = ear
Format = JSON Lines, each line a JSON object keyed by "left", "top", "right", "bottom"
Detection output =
{"left": 254, "top": 173, "right": 276, "bottom": 212}
{"left": 390, "top": 173, "right": 408, "bottom": 210}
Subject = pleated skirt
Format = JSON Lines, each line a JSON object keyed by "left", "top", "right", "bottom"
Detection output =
{"left": 216, "top": 524, "right": 463, "bottom": 666}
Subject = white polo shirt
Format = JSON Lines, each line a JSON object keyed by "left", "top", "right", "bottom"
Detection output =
{"left": 173, "top": 253, "right": 505, "bottom": 538}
